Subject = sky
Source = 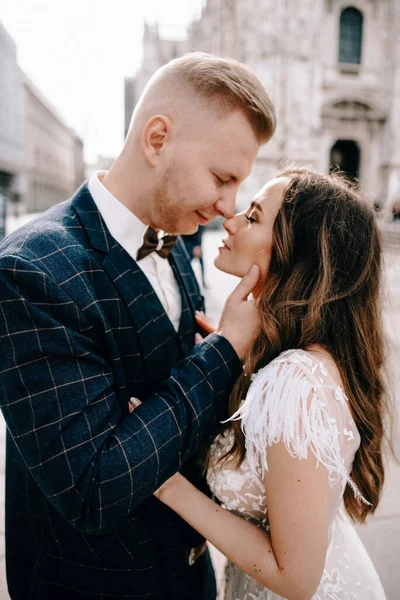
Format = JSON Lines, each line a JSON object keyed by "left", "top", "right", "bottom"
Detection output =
{"left": 1, "top": 0, "right": 205, "bottom": 161}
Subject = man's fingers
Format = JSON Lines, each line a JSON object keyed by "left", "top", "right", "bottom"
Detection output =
{"left": 194, "top": 333, "right": 203, "bottom": 344}
{"left": 230, "top": 264, "right": 260, "bottom": 301}
{"left": 215, "top": 265, "right": 261, "bottom": 359}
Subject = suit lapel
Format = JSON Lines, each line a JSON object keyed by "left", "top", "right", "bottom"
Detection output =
{"left": 169, "top": 239, "right": 203, "bottom": 354}
{"left": 102, "top": 247, "right": 184, "bottom": 384}
{"left": 72, "top": 185, "right": 184, "bottom": 387}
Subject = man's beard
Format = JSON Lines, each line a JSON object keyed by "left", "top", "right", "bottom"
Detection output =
{"left": 152, "top": 166, "right": 184, "bottom": 234}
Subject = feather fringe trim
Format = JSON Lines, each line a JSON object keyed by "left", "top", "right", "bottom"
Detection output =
{"left": 223, "top": 357, "right": 370, "bottom": 505}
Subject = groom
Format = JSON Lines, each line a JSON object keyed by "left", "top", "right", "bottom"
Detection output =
{"left": 0, "top": 53, "right": 275, "bottom": 600}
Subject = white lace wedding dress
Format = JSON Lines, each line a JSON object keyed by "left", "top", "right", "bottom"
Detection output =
{"left": 207, "top": 349, "right": 386, "bottom": 600}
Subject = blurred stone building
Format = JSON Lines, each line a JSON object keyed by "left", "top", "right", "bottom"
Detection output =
{"left": 85, "top": 154, "right": 115, "bottom": 181}
{"left": 126, "top": 0, "right": 400, "bottom": 208}
{"left": 0, "top": 23, "right": 24, "bottom": 212}
{"left": 0, "top": 21, "right": 85, "bottom": 220}
{"left": 23, "top": 77, "right": 85, "bottom": 212}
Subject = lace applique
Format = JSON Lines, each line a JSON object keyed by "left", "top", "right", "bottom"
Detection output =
{"left": 224, "top": 350, "right": 367, "bottom": 503}
{"left": 207, "top": 432, "right": 268, "bottom": 525}
{"left": 207, "top": 350, "right": 386, "bottom": 600}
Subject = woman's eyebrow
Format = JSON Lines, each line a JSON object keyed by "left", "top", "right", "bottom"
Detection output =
{"left": 250, "top": 200, "right": 263, "bottom": 213}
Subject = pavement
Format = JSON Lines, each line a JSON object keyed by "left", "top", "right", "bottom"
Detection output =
{"left": 0, "top": 222, "right": 398, "bottom": 599}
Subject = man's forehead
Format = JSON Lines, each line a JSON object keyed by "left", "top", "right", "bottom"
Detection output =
{"left": 215, "top": 139, "right": 259, "bottom": 180}
{"left": 214, "top": 151, "right": 255, "bottom": 181}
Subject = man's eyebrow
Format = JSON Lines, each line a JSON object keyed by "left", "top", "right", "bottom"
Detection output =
{"left": 250, "top": 200, "right": 263, "bottom": 213}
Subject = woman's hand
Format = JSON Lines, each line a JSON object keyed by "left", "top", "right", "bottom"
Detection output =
{"left": 128, "top": 397, "right": 142, "bottom": 413}
{"left": 153, "top": 472, "right": 186, "bottom": 503}
{"left": 195, "top": 311, "right": 216, "bottom": 343}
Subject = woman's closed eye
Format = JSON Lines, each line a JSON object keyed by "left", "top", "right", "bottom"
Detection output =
{"left": 245, "top": 212, "right": 257, "bottom": 223}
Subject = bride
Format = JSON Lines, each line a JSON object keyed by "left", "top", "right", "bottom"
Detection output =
{"left": 147, "top": 168, "right": 389, "bottom": 599}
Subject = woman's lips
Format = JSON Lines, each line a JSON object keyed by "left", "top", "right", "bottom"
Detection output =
{"left": 218, "top": 240, "right": 231, "bottom": 251}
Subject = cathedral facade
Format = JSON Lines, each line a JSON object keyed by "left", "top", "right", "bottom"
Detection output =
{"left": 126, "top": 0, "right": 400, "bottom": 209}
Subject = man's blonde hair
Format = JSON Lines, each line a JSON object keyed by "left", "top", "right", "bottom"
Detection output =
{"left": 162, "top": 52, "right": 276, "bottom": 143}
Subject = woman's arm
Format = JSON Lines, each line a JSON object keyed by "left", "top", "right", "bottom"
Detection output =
{"left": 155, "top": 443, "right": 329, "bottom": 600}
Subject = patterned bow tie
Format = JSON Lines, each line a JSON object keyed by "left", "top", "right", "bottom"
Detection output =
{"left": 136, "top": 227, "right": 177, "bottom": 261}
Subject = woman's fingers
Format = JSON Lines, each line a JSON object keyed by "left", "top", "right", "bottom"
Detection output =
{"left": 195, "top": 311, "right": 215, "bottom": 334}
{"left": 129, "top": 397, "right": 142, "bottom": 413}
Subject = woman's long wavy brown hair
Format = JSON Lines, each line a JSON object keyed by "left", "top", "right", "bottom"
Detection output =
{"left": 223, "top": 167, "right": 390, "bottom": 523}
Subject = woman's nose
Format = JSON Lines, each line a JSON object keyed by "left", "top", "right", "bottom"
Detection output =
{"left": 223, "top": 212, "right": 247, "bottom": 234}
{"left": 223, "top": 216, "right": 237, "bottom": 234}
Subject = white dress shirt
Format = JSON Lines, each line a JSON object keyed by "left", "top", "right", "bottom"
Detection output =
{"left": 88, "top": 171, "right": 182, "bottom": 331}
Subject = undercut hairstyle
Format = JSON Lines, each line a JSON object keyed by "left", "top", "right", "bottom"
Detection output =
{"left": 219, "top": 167, "right": 391, "bottom": 524}
{"left": 162, "top": 52, "right": 276, "bottom": 143}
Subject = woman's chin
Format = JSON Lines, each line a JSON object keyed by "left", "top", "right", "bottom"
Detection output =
{"left": 213, "top": 255, "right": 241, "bottom": 277}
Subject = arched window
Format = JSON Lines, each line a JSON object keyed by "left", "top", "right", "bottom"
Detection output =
{"left": 339, "top": 7, "right": 363, "bottom": 64}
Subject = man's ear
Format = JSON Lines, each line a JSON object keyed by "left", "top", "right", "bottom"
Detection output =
{"left": 141, "top": 115, "right": 171, "bottom": 166}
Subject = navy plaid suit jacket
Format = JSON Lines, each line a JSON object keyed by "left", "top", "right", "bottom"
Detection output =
{"left": 0, "top": 184, "right": 241, "bottom": 600}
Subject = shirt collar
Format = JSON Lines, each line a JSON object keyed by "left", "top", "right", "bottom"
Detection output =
{"left": 88, "top": 170, "right": 148, "bottom": 259}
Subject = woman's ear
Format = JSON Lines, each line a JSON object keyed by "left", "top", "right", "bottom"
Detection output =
{"left": 141, "top": 115, "right": 172, "bottom": 166}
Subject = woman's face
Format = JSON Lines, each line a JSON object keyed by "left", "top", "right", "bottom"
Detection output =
{"left": 214, "top": 177, "right": 289, "bottom": 280}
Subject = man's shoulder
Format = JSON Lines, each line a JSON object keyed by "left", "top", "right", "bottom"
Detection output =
{"left": 0, "top": 198, "right": 91, "bottom": 273}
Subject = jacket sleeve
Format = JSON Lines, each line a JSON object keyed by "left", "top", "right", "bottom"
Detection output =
{"left": 0, "top": 255, "right": 241, "bottom": 534}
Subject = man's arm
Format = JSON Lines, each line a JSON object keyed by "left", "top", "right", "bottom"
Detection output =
{"left": 0, "top": 256, "right": 257, "bottom": 535}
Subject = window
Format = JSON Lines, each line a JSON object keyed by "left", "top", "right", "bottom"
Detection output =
{"left": 339, "top": 7, "right": 363, "bottom": 65}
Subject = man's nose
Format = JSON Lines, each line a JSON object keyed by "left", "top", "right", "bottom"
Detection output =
{"left": 214, "top": 187, "right": 237, "bottom": 219}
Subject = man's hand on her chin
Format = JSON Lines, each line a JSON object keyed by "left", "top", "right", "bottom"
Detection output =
{"left": 215, "top": 264, "right": 260, "bottom": 361}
